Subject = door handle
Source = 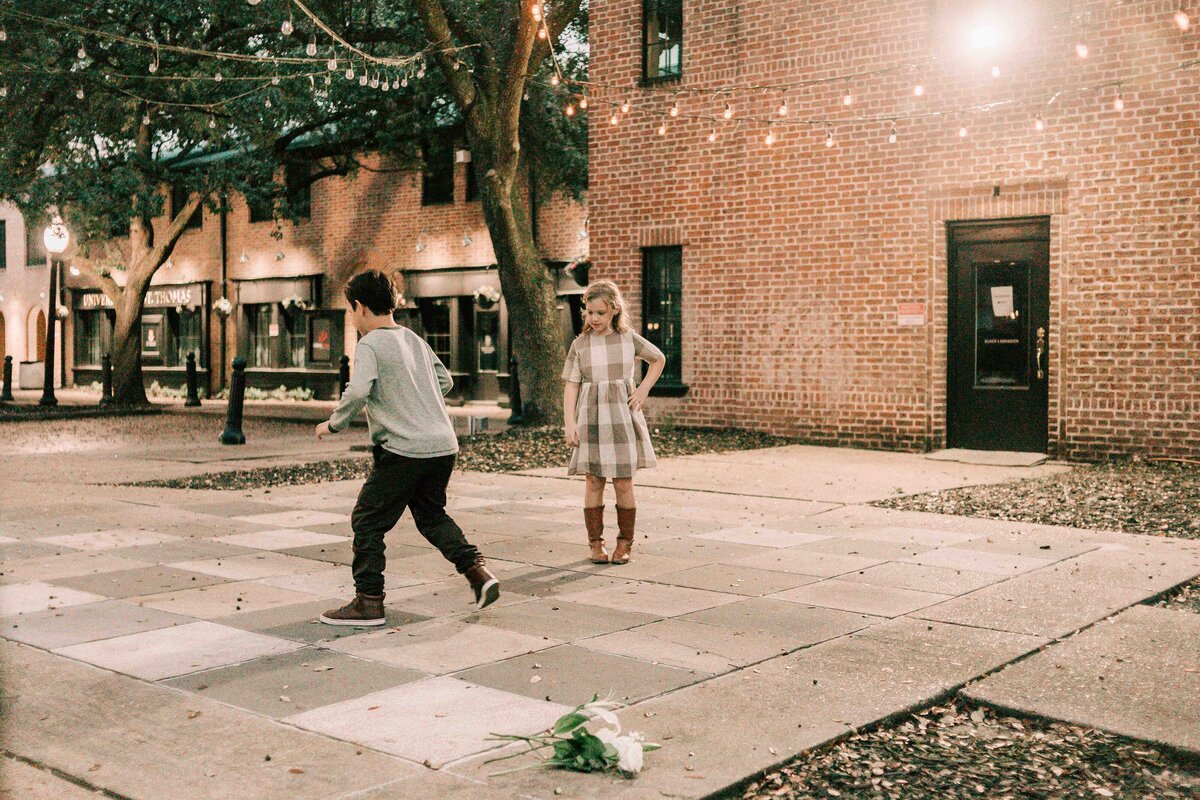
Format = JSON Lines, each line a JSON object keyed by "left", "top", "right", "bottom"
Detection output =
{"left": 1035, "top": 327, "right": 1045, "bottom": 379}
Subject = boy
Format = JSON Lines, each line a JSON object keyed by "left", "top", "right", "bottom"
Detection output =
{"left": 316, "top": 270, "right": 499, "bottom": 625}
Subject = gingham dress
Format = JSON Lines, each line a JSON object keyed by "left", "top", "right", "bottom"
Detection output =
{"left": 562, "top": 330, "right": 663, "bottom": 478}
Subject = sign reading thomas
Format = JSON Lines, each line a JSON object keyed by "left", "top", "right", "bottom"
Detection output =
{"left": 80, "top": 285, "right": 199, "bottom": 310}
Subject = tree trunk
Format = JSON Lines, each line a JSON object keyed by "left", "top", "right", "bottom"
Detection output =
{"left": 109, "top": 288, "right": 148, "bottom": 406}
{"left": 475, "top": 149, "right": 564, "bottom": 426}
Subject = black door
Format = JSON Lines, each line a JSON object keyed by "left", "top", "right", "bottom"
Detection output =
{"left": 947, "top": 218, "right": 1050, "bottom": 452}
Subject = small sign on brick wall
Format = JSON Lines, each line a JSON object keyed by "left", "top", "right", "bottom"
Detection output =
{"left": 897, "top": 302, "right": 926, "bottom": 326}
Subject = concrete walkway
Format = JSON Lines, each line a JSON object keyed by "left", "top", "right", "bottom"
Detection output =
{"left": 2, "top": 436, "right": 1198, "bottom": 799}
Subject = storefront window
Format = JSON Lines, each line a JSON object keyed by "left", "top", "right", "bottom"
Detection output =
{"left": 419, "top": 299, "right": 452, "bottom": 366}
{"left": 283, "top": 306, "right": 307, "bottom": 368}
{"left": 172, "top": 308, "right": 203, "bottom": 366}
{"left": 75, "top": 310, "right": 104, "bottom": 366}
{"left": 246, "top": 303, "right": 273, "bottom": 367}
{"left": 476, "top": 309, "right": 500, "bottom": 372}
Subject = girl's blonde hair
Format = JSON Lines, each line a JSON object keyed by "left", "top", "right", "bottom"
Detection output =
{"left": 579, "top": 279, "right": 631, "bottom": 336}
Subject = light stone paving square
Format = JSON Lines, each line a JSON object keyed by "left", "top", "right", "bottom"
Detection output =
{"left": 445, "top": 496, "right": 509, "bottom": 512}
{"left": 0, "top": 581, "right": 107, "bottom": 617}
{"left": 108, "top": 539, "right": 257, "bottom": 564}
{"left": 556, "top": 580, "right": 741, "bottom": 617}
{"left": 591, "top": 534, "right": 771, "bottom": 564}
{"left": 162, "top": 646, "right": 427, "bottom": 717}
{"left": 495, "top": 569, "right": 628, "bottom": 598}
{"left": 696, "top": 526, "right": 833, "bottom": 549}
{"left": 168, "top": 552, "right": 327, "bottom": 581}
{"left": 456, "top": 644, "right": 705, "bottom": 706}
{"left": 38, "top": 529, "right": 181, "bottom": 552}
{"left": 733, "top": 548, "right": 886, "bottom": 578}
{"left": 233, "top": 510, "right": 351, "bottom": 528}
{"left": 328, "top": 619, "right": 560, "bottom": 674}
{"left": 1037, "top": 544, "right": 1200, "bottom": 592}
{"left": 53, "top": 620, "right": 303, "bottom": 680}
{"left": 794, "top": 537, "right": 935, "bottom": 560}
{"left": 768, "top": 578, "right": 953, "bottom": 617}
{"left": 578, "top": 617, "right": 802, "bottom": 672}
{"left": 50, "top": 565, "right": 228, "bottom": 599}
{"left": 678, "top": 597, "right": 878, "bottom": 645}
{"left": 213, "top": 529, "right": 349, "bottom": 551}
{"left": 0, "top": 552, "right": 145, "bottom": 585}
{"left": 823, "top": 525, "right": 980, "bottom": 547}
{"left": 0, "top": 600, "right": 191, "bottom": 649}
{"left": 284, "top": 675, "right": 571, "bottom": 767}
{"left": 654, "top": 563, "right": 823, "bottom": 596}
{"left": 838, "top": 561, "right": 1003, "bottom": 595}
{"left": 0, "top": 535, "right": 17, "bottom": 544}
{"left": 127, "top": 580, "right": 321, "bottom": 619}
{"left": 253, "top": 568, "right": 357, "bottom": 598}
{"left": 899, "top": 546, "right": 1054, "bottom": 575}
{"left": 915, "top": 572, "right": 1150, "bottom": 638}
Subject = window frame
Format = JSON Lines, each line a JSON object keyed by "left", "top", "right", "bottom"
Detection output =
{"left": 169, "top": 184, "right": 203, "bottom": 230}
{"left": 285, "top": 161, "right": 312, "bottom": 220}
{"left": 641, "top": 245, "right": 687, "bottom": 395}
{"left": 642, "top": 0, "right": 684, "bottom": 84}
{"left": 421, "top": 139, "right": 456, "bottom": 206}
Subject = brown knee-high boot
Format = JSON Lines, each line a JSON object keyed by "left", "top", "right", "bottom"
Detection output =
{"left": 612, "top": 506, "right": 636, "bottom": 564}
{"left": 584, "top": 506, "right": 609, "bottom": 563}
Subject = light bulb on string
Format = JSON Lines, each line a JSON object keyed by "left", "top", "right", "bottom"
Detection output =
{"left": 778, "top": 94, "right": 788, "bottom": 116}
{"left": 842, "top": 87, "right": 853, "bottom": 106}
{"left": 550, "top": 74, "right": 560, "bottom": 86}
{"left": 958, "top": 121, "right": 968, "bottom": 138}
{"left": 209, "top": 116, "right": 217, "bottom": 129}
{"left": 215, "top": 70, "right": 223, "bottom": 82}
{"left": 1034, "top": 114, "right": 1045, "bottom": 131}
{"left": 620, "top": 97, "right": 631, "bottom": 114}
{"left": 657, "top": 119, "right": 667, "bottom": 136}
{"left": 1113, "top": 87, "right": 1125, "bottom": 111}
{"left": 370, "top": 74, "right": 380, "bottom": 88}
{"left": 722, "top": 101, "right": 733, "bottom": 119}
{"left": 764, "top": 124, "right": 775, "bottom": 146}
{"left": 609, "top": 112, "right": 618, "bottom": 125}
{"left": 306, "top": 39, "right": 317, "bottom": 57}
{"left": 669, "top": 97, "right": 679, "bottom": 117}
{"left": 265, "top": 96, "right": 272, "bottom": 108}
{"left": 913, "top": 80, "right": 925, "bottom": 97}
{"left": 401, "top": 76, "right": 409, "bottom": 88}
{"left": 345, "top": 66, "right": 355, "bottom": 80}
{"left": 578, "top": 96, "right": 588, "bottom": 110}
{"left": 1075, "top": 39, "right": 1088, "bottom": 59}
{"left": 888, "top": 123, "right": 898, "bottom": 144}
{"left": 707, "top": 127, "right": 717, "bottom": 143}
{"left": 825, "top": 127, "right": 835, "bottom": 148}
{"left": 324, "top": 74, "right": 332, "bottom": 86}
{"left": 991, "top": 65, "right": 1001, "bottom": 78}
{"left": 359, "top": 74, "right": 368, "bottom": 86}
{"left": 381, "top": 78, "right": 390, "bottom": 92}
{"left": 531, "top": 3, "right": 542, "bottom": 21}
{"left": 149, "top": 51, "right": 159, "bottom": 73}
{"left": 281, "top": 16, "right": 294, "bottom": 36}
{"left": 0, "top": 28, "right": 7, "bottom": 43}
{"left": 1175, "top": 7, "right": 1190, "bottom": 31}
{"left": 0, "top": 86, "right": 8, "bottom": 99}
{"left": 392, "top": 76, "right": 400, "bottom": 89}
{"left": 271, "top": 75, "right": 281, "bottom": 85}
{"left": 564, "top": 101, "right": 575, "bottom": 117}
{"left": 142, "top": 112, "right": 151, "bottom": 125}
{"left": 538, "top": 25, "right": 548, "bottom": 40}
{"left": 77, "top": 45, "right": 87, "bottom": 60}
{"left": 75, "top": 86, "right": 84, "bottom": 99}
{"left": 247, "top": 0, "right": 261, "bottom": 5}
{"left": 327, "top": 57, "right": 337, "bottom": 71}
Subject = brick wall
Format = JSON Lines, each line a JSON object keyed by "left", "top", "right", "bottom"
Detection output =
{"left": 590, "top": 0, "right": 1199, "bottom": 459}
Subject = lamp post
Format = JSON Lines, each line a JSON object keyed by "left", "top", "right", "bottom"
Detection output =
{"left": 40, "top": 215, "right": 70, "bottom": 406}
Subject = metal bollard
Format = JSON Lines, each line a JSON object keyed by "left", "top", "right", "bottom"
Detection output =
{"left": 220, "top": 356, "right": 247, "bottom": 445}
{"left": 185, "top": 352, "right": 201, "bottom": 407}
{"left": 507, "top": 355, "right": 523, "bottom": 425}
{"left": 0, "top": 355, "right": 13, "bottom": 402}
{"left": 99, "top": 354, "right": 113, "bottom": 405}
{"left": 339, "top": 354, "right": 350, "bottom": 397}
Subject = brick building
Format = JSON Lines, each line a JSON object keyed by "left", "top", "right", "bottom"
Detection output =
{"left": 64, "top": 149, "right": 588, "bottom": 402}
{"left": 591, "top": 0, "right": 1198, "bottom": 458}
{"left": 0, "top": 203, "right": 67, "bottom": 392}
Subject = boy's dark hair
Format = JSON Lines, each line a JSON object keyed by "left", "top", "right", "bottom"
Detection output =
{"left": 344, "top": 270, "right": 397, "bottom": 315}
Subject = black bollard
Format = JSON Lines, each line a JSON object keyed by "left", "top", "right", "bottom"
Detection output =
{"left": 99, "top": 354, "right": 113, "bottom": 405}
{"left": 185, "top": 352, "right": 201, "bottom": 407}
{"left": 508, "top": 355, "right": 524, "bottom": 425}
{"left": 339, "top": 354, "right": 350, "bottom": 397}
{"left": 0, "top": 355, "right": 13, "bottom": 402}
{"left": 220, "top": 356, "right": 247, "bottom": 445}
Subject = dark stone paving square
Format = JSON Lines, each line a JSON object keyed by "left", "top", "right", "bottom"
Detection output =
{"left": 0, "top": 600, "right": 192, "bottom": 649}
{"left": 51, "top": 566, "right": 228, "bottom": 599}
{"left": 111, "top": 539, "right": 257, "bottom": 564}
{"left": 0, "top": 542, "right": 70, "bottom": 562}
{"left": 213, "top": 598, "right": 430, "bottom": 644}
{"left": 279, "top": 540, "right": 429, "bottom": 566}
{"left": 455, "top": 644, "right": 705, "bottom": 706}
{"left": 474, "top": 598, "right": 661, "bottom": 641}
{"left": 178, "top": 499, "right": 292, "bottom": 518}
{"left": 678, "top": 597, "right": 878, "bottom": 646}
{"left": 162, "top": 646, "right": 426, "bottom": 717}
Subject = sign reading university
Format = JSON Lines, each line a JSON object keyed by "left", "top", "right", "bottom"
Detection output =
{"left": 77, "top": 284, "right": 202, "bottom": 310}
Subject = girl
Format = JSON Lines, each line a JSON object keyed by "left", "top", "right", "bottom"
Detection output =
{"left": 562, "top": 280, "right": 667, "bottom": 564}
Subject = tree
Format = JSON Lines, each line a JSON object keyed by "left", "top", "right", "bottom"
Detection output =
{"left": 0, "top": 0, "right": 587, "bottom": 415}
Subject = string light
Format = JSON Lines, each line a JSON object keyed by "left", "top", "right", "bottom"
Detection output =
{"left": 657, "top": 119, "right": 667, "bottom": 136}
{"left": 913, "top": 79, "right": 925, "bottom": 97}
{"left": 764, "top": 123, "right": 775, "bottom": 146}
{"left": 1174, "top": 6, "right": 1191, "bottom": 31}
{"left": 1113, "top": 87, "right": 1125, "bottom": 111}
{"left": 0, "top": 28, "right": 7, "bottom": 42}
{"left": 778, "top": 94, "right": 788, "bottom": 116}
{"left": 208, "top": 116, "right": 216, "bottom": 129}
{"left": 214, "top": 70, "right": 223, "bottom": 82}
{"left": 370, "top": 73, "right": 380, "bottom": 88}
{"left": 281, "top": 16, "right": 294, "bottom": 36}
{"left": 991, "top": 65, "right": 1001, "bottom": 78}
{"left": 77, "top": 45, "right": 87, "bottom": 60}
{"left": 842, "top": 86, "right": 853, "bottom": 106}
{"left": 1075, "top": 39, "right": 1088, "bottom": 59}
{"left": 888, "top": 122, "right": 898, "bottom": 144}
{"left": 564, "top": 100, "right": 575, "bottom": 116}
{"left": 271, "top": 75, "right": 281, "bottom": 85}
{"left": 538, "top": 25, "right": 548, "bottom": 40}
{"left": 325, "top": 74, "right": 332, "bottom": 86}
{"left": 531, "top": 3, "right": 543, "bottom": 22}
{"left": 0, "top": 86, "right": 7, "bottom": 98}
{"left": 609, "top": 111, "right": 618, "bottom": 125}
{"left": 359, "top": 74, "right": 368, "bottom": 86}
{"left": 1034, "top": 113, "right": 1045, "bottom": 131}
{"left": 142, "top": 112, "right": 150, "bottom": 125}
{"left": 345, "top": 66, "right": 355, "bottom": 80}
{"left": 958, "top": 121, "right": 968, "bottom": 138}
{"left": 306, "top": 38, "right": 318, "bottom": 57}
{"left": 578, "top": 95, "right": 588, "bottom": 109}
{"left": 149, "top": 51, "right": 159, "bottom": 73}
{"left": 669, "top": 97, "right": 679, "bottom": 117}
{"left": 327, "top": 57, "right": 337, "bottom": 71}
{"left": 707, "top": 127, "right": 717, "bottom": 143}
{"left": 550, "top": 74, "right": 560, "bottom": 86}
{"left": 75, "top": 86, "right": 84, "bottom": 99}
{"left": 722, "top": 101, "right": 733, "bottom": 119}
{"left": 825, "top": 125, "right": 834, "bottom": 148}
{"left": 620, "top": 97, "right": 630, "bottom": 114}
{"left": 247, "top": 0, "right": 261, "bottom": 5}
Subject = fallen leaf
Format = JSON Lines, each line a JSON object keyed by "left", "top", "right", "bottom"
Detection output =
{"left": 288, "top": 768, "right": 305, "bottom": 774}
{"left": 188, "top": 710, "right": 202, "bottom": 719}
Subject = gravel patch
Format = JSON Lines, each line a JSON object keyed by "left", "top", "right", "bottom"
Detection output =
{"left": 732, "top": 700, "right": 1200, "bottom": 800}
{"left": 126, "top": 426, "right": 803, "bottom": 491}
{"left": 876, "top": 459, "right": 1200, "bottom": 539}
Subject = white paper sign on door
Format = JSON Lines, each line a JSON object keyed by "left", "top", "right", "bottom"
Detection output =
{"left": 990, "top": 286, "right": 1014, "bottom": 317}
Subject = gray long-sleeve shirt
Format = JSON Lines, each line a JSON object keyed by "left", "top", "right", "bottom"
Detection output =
{"left": 327, "top": 326, "right": 459, "bottom": 458}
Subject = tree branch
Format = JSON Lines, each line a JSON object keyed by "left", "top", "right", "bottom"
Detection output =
{"left": 411, "top": 0, "right": 478, "bottom": 114}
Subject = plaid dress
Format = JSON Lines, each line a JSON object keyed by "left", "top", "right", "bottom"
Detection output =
{"left": 562, "top": 330, "right": 663, "bottom": 478}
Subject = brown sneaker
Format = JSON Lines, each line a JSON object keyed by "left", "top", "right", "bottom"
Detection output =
{"left": 464, "top": 561, "right": 501, "bottom": 610}
{"left": 319, "top": 593, "right": 386, "bottom": 626}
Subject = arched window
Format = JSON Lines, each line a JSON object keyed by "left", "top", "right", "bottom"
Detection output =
{"left": 0, "top": 311, "right": 6, "bottom": 359}
{"left": 30, "top": 308, "right": 46, "bottom": 361}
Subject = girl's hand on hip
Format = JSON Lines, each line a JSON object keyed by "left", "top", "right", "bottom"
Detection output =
{"left": 628, "top": 387, "right": 649, "bottom": 413}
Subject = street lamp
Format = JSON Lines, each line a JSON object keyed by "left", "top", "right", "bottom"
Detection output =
{"left": 40, "top": 215, "right": 70, "bottom": 406}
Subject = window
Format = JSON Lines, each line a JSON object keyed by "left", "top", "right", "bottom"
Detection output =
{"left": 418, "top": 299, "right": 452, "bottom": 366}
{"left": 74, "top": 310, "right": 104, "bottom": 366}
{"left": 643, "top": 0, "right": 683, "bottom": 81}
{"left": 245, "top": 304, "right": 273, "bottom": 367}
{"left": 170, "top": 184, "right": 202, "bottom": 230}
{"left": 0, "top": 220, "right": 6, "bottom": 269}
{"left": 285, "top": 162, "right": 311, "bottom": 219}
{"left": 247, "top": 191, "right": 274, "bottom": 223}
{"left": 173, "top": 308, "right": 203, "bottom": 367}
{"left": 283, "top": 306, "right": 307, "bottom": 367}
{"left": 465, "top": 156, "right": 480, "bottom": 202}
{"left": 642, "top": 246, "right": 684, "bottom": 388}
{"left": 421, "top": 139, "right": 455, "bottom": 205}
{"left": 25, "top": 217, "right": 46, "bottom": 266}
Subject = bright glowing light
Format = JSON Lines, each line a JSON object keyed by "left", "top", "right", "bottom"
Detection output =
{"left": 888, "top": 124, "right": 898, "bottom": 144}
{"left": 969, "top": 23, "right": 1001, "bottom": 51}
{"left": 1113, "top": 91, "right": 1125, "bottom": 111}
{"left": 1075, "top": 40, "right": 1089, "bottom": 59}
{"left": 620, "top": 98, "right": 631, "bottom": 113}
{"left": 958, "top": 124, "right": 968, "bottom": 138}
{"left": 1034, "top": 114, "right": 1045, "bottom": 131}
{"left": 991, "top": 65, "right": 1001, "bottom": 78}
{"left": 778, "top": 96, "right": 788, "bottom": 116}
{"left": 43, "top": 217, "right": 70, "bottom": 255}
{"left": 1175, "top": 10, "right": 1190, "bottom": 31}
{"left": 913, "top": 82, "right": 925, "bottom": 97}
{"left": 722, "top": 102, "right": 733, "bottom": 119}
{"left": 707, "top": 127, "right": 717, "bottom": 143}
{"left": 657, "top": 121, "right": 667, "bottom": 136}
{"left": 609, "top": 113, "right": 618, "bottom": 125}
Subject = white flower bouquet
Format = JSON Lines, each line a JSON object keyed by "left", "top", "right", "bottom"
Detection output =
{"left": 213, "top": 297, "right": 234, "bottom": 317}
{"left": 486, "top": 695, "right": 660, "bottom": 778}
{"left": 473, "top": 284, "right": 501, "bottom": 306}
{"left": 283, "top": 294, "right": 311, "bottom": 311}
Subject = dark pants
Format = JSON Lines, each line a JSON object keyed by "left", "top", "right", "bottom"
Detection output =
{"left": 350, "top": 447, "right": 479, "bottom": 595}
